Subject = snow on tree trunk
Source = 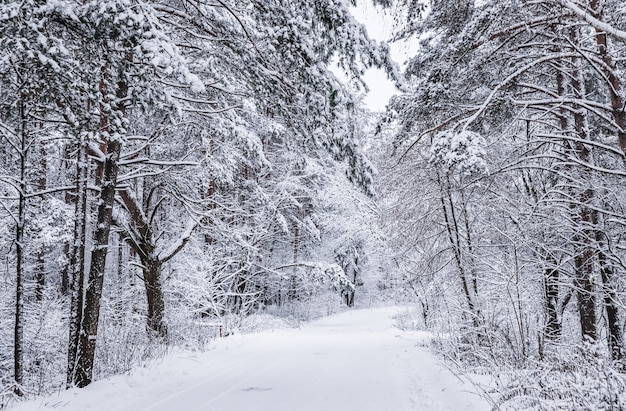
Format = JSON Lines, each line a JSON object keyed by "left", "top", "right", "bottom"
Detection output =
{"left": 13, "top": 100, "right": 27, "bottom": 395}
{"left": 569, "top": 30, "right": 597, "bottom": 342}
{"left": 74, "top": 137, "right": 121, "bottom": 388}
{"left": 543, "top": 262, "right": 561, "bottom": 341}
{"left": 142, "top": 260, "right": 167, "bottom": 339}
{"left": 67, "top": 137, "right": 88, "bottom": 388}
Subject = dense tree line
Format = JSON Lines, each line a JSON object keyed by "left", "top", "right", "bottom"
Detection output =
{"left": 5, "top": 0, "right": 626, "bottom": 408}
{"left": 375, "top": 0, "right": 626, "bottom": 408}
{"left": 0, "top": 0, "right": 394, "bottom": 403}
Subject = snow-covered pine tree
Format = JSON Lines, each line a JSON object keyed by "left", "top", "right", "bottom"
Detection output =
{"left": 375, "top": 0, "right": 626, "bottom": 407}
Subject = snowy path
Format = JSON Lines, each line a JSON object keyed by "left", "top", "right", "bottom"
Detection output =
{"left": 13, "top": 307, "right": 490, "bottom": 411}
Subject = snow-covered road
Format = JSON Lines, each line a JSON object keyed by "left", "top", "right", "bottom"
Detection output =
{"left": 13, "top": 307, "right": 490, "bottom": 411}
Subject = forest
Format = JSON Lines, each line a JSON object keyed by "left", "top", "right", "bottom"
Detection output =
{"left": 1, "top": 0, "right": 626, "bottom": 409}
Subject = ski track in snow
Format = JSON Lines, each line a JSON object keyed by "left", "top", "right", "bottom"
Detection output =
{"left": 12, "top": 307, "right": 490, "bottom": 411}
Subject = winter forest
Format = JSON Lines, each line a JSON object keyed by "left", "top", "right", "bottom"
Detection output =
{"left": 1, "top": 0, "right": 626, "bottom": 409}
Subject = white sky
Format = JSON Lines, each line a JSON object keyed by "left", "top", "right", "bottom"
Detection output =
{"left": 349, "top": 1, "right": 418, "bottom": 111}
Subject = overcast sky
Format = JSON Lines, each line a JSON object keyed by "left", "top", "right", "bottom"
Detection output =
{"left": 349, "top": 1, "right": 417, "bottom": 111}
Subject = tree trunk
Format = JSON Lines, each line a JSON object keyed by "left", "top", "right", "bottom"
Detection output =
{"left": 60, "top": 144, "right": 74, "bottom": 296}
{"left": 598, "top": 249, "right": 623, "bottom": 361}
{"left": 291, "top": 216, "right": 300, "bottom": 301}
{"left": 142, "top": 259, "right": 167, "bottom": 338}
{"left": 345, "top": 287, "right": 355, "bottom": 308}
{"left": 543, "top": 262, "right": 560, "bottom": 340}
{"left": 574, "top": 240, "right": 596, "bottom": 341}
{"left": 117, "top": 188, "right": 171, "bottom": 339}
{"left": 67, "top": 137, "right": 88, "bottom": 387}
{"left": 74, "top": 137, "right": 121, "bottom": 388}
{"left": 585, "top": 0, "right": 625, "bottom": 360}
{"left": 14, "top": 101, "right": 27, "bottom": 395}
{"left": 61, "top": 242, "right": 70, "bottom": 295}
{"left": 113, "top": 233, "right": 124, "bottom": 323}
{"left": 437, "top": 172, "right": 479, "bottom": 325}
{"left": 588, "top": 0, "right": 626, "bottom": 156}
{"left": 569, "top": 28, "right": 597, "bottom": 342}
{"left": 593, "top": 211, "right": 624, "bottom": 361}
{"left": 35, "top": 141, "right": 47, "bottom": 302}
{"left": 117, "top": 189, "right": 196, "bottom": 339}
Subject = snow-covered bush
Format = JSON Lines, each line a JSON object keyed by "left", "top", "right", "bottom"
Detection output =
{"left": 392, "top": 306, "right": 427, "bottom": 331}
{"left": 491, "top": 344, "right": 626, "bottom": 410}
{"left": 429, "top": 129, "right": 487, "bottom": 175}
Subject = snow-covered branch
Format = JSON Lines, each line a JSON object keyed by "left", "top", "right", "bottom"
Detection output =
{"left": 562, "top": 1, "right": 626, "bottom": 41}
{"left": 462, "top": 53, "right": 579, "bottom": 129}
{"left": 158, "top": 218, "right": 197, "bottom": 263}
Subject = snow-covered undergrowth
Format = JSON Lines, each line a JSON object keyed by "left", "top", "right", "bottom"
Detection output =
{"left": 9, "top": 307, "right": 490, "bottom": 411}
{"left": 480, "top": 345, "right": 626, "bottom": 410}
{"left": 385, "top": 306, "right": 626, "bottom": 410}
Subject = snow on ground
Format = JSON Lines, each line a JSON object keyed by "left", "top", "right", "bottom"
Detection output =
{"left": 12, "top": 307, "right": 490, "bottom": 411}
